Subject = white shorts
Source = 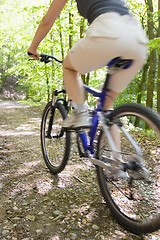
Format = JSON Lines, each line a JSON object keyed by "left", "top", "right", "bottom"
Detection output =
{"left": 68, "top": 12, "right": 148, "bottom": 92}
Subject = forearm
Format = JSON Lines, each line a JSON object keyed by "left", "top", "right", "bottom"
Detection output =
{"left": 28, "top": 0, "right": 67, "bottom": 53}
{"left": 29, "top": 24, "right": 51, "bottom": 51}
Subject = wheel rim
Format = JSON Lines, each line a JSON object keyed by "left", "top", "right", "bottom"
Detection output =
{"left": 42, "top": 105, "right": 67, "bottom": 169}
{"left": 98, "top": 111, "right": 160, "bottom": 223}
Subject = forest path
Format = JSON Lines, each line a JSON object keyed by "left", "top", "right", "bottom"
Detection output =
{"left": 0, "top": 100, "right": 158, "bottom": 240}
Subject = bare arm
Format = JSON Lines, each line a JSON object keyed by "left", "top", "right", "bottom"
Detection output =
{"left": 28, "top": 0, "right": 68, "bottom": 57}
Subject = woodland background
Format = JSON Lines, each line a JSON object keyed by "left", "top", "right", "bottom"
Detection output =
{"left": 0, "top": 0, "right": 160, "bottom": 112}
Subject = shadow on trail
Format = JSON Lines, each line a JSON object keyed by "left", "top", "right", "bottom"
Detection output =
{"left": 0, "top": 101, "right": 157, "bottom": 240}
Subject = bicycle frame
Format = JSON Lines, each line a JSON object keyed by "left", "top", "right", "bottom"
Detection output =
{"left": 38, "top": 53, "right": 160, "bottom": 234}
{"left": 77, "top": 84, "right": 105, "bottom": 156}
{"left": 74, "top": 59, "right": 143, "bottom": 165}
{"left": 77, "top": 84, "right": 124, "bottom": 159}
{"left": 77, "top": 82, "right": 143, "bottom": 173}
{"left": 35, "top": 53, "right": 142, "bottom": 166}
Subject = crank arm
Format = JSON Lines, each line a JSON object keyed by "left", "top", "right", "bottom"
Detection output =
{"left": 90, "top": 157, "right": 128, "bottom": 179}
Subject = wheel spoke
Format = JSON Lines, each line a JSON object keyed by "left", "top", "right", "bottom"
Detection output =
{"left": 41, "top": 101, "right": 70, "bottom": 174}
{"left": 96, "top": 104, "right": 160, "bottom": 234}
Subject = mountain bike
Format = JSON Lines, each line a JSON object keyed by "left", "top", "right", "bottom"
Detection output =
{"left": 30, "top": 53, "right": 160, "bottom": 235}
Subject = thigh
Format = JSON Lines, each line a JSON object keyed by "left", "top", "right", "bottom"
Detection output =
{"left": 66, "top": 13, "right": 123, "bottom": 74}
{"left": 65, "top": 13, "right": 148, "bottom": 87}
{"left": 108, "top": 42, "right": 147, "bottom": 92}
{"left": 63, "top": 54, "right": 76, "bottom": 71}
{"left": 67, "top": 36, "right": 120, "bottom": 75}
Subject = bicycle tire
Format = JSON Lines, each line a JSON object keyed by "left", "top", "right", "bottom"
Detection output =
{"left": 96, "top": 103, "right": 160, "bottom": 234}
{"left": 41, "top": 101, "right": 71, "bottom": 174}
{"left": 76, "top": 134, "right": 86, "bottom": 157}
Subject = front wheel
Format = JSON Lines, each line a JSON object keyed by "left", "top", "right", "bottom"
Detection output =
{"left": 41, "top": 101, "right": 71, "bottom": 174}
{"left": 96, "top": 103, "right": 160, "bottom": 234}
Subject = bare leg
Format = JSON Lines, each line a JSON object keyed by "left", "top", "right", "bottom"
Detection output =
{"left": 63, "top": 54, "right": 84, "bottom": 104}
{"left": 104, "top": 91, "right": 121, "bottom": 152}
{"left": 62, "top": 55, "right": 92, "bottom": 129}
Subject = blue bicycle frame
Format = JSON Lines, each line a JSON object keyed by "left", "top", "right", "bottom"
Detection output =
{"left": 77, "top": 57, "right": 133, "bottom": 157}
{"left": 78, "top": 84, "right": 106, "bottom": 155}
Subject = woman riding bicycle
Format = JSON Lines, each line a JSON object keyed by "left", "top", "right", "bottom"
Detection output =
{"left": 28, "top": 0, "right": 148, "bottom": 129}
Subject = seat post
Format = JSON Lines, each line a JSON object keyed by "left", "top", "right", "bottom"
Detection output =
{"left": 103, "top": 57, "right": 133, "bottom": 92}
{"left": 102, "top": 73, "right": 112, "bottom": 92}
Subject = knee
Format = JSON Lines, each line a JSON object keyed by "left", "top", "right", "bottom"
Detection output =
{"left": 62, "top": 57, "right": 67, "bottom": 71}
{"left": 63, "top": 55, "right": 76, "bottom": 72}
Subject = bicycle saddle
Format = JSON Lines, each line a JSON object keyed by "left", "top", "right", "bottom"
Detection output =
{"left": 107, "top": 57, "right": 133, "bottom": 69}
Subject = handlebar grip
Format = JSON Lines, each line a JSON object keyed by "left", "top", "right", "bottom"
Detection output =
{"left": 27, "top": 51, "right": 33, "bottom": 56}
{"left": 27, "top": 52, "right": 39, "bottom": 58}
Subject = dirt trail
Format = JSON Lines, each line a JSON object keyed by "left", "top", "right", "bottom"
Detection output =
{"left": 0, "top": 100, "right": 159, "bottom": 240}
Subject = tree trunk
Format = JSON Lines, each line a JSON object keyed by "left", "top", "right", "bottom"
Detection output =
{"left": 157, "top": 0, "right": 160, "bottom": 113}
{"left": 157, "top": 55, "right": 160, "bottom": 113}
{"left": 135, "top": 59, "right": 149, "bottom": 126}
{"left": 58, "top": 17, "right": 64, "bottom": 60}
{"left": 69, "top": 12, "right": 73, "bottom": 50}
{"left": 146, "top": 50, "right": 156, "bottom": 108}
{"left": 145, "top": 0, "right": 156, "bottom": 109}
{"left": 79, "top": 18, "right": 90, "bottom": 99}
{"left": 45, "top": 64, "right": 50, "bottom": 102}
{"left": 137, "top": 59, "right": 149, "bottom": 105}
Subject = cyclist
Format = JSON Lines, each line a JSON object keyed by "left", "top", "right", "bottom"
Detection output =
{"left": 28, "top": 0, "right": 148, "bottom": 129}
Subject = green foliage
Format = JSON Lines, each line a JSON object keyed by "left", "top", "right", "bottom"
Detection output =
{"left": 0, "top": 0, "right": 159, "bottom": 109}
{"left": 0, "top": 0, "right": 89, "bottom": 102}
{"left": 148, "top": 37, "right": 160, "bottom": 53}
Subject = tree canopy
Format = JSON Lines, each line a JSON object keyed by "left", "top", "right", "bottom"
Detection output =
{"left": 0, "top": 0, "right": 159, "bottom": 112}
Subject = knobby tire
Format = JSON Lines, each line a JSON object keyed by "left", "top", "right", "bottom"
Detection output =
{"left": 96, "top": 103, "right": 160, "bottom": 234}
{"left": 41, "top": 101, "right": 71, "bottom": 174}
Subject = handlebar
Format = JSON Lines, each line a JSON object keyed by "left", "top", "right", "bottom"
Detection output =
{"left": 28, "top": 52, "right": 63, "bottom": 64}
{"left": 40, "top": 53, "right": 63, "bottom": 64}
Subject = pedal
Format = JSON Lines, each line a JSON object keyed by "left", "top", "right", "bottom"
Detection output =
{"left": 90, "top": 157, "right": 128, "bottom": 180}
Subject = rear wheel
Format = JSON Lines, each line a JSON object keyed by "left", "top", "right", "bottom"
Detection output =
{"left": 41, "top": 101, "right": 71, "bottom": 174}
{"left": 96, "top": 103, "right": 160, "bottom": 234}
